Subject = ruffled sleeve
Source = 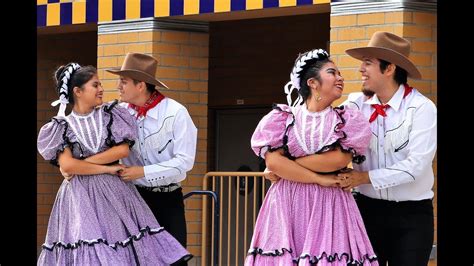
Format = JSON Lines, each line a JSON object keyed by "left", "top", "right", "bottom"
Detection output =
{"left": 37, "top": 118, "right": 69, "bottom": 165}
{"left": 334, "top": 106, "right": 371, "bottom": 163}
{"left": 251, "top": 104, "right": 294, "bottom": 158}
{"left": 103, "top": 100, "right": 138, "bottom": 148}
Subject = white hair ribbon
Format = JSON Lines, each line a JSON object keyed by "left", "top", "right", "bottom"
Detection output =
{"left": 51, "top": 63, "right": 81, "bottom": 117}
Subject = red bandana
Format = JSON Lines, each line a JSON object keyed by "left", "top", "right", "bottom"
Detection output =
{"left": 369, "top": 103, "right": 390, "bottom": 123}
{"left": 129, "top": 91, "right": 165, "bottom": 119}
{"left": 369, "top": 84, "right": 413, "bottom": 123}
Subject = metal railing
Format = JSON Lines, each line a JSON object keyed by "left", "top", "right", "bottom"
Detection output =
{"left": 183, "top": 190, "right": 219, "bottom": 266}
{"left": 199, "top": 172, "right": 271, "bottom": 266}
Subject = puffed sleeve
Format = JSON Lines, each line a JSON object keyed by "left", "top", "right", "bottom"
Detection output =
{"left": 251, "top": 104, "right": 294, "bottom": 159}
{"left": 103, "top": 101, "right": 138, "bottom": 148}
{"left": 37, "top": 118, "right": 69, "bottom": 165}
{"left": 334, "top": 106, "right": 371, "bottom": 163}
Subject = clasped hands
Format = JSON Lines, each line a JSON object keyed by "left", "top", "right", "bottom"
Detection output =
{"left": 60, "top": 165, "right": 144, "bottom": 182}
{"left": 263, "top": 168, "right": 369, "bottom": 191}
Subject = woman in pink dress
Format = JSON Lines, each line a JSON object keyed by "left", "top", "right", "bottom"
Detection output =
{"left": 245, "top": 49, "right": 378, "bottom": 265}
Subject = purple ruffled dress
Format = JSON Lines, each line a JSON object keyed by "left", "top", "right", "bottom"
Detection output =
{"left": 37, "top": 101, "right": 192, "bottom": 265}
{"left": 245, "top": 103, "right": 378, "bottom": 265}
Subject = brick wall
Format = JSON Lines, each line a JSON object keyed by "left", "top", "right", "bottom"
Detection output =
{"left": 330, "top": 11, "right": 437, "bottom": 105}
{"left": 37, "top": 31, "right": 97, "bottom": 253}
{"left": 330, "top": 10, "right": 437, "bottom": 265}
{"left": 97, "top": 28, "right": 209, "bottom": 265}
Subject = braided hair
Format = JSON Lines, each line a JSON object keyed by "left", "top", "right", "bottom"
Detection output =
{"left": 51, "top": 63, "right": 97, "bottom": 117}
{"left": 53, "top": 63, "right": 97, "bottom": 105}
{"left": 284, "top": 49, "right": 331, "bottom": 106}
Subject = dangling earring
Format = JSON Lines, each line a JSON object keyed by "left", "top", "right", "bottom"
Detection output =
{"left": 316, "top": 92, "right": 322, "bottom": 101}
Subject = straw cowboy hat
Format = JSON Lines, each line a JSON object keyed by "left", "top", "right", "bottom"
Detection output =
{"left": 345, "top": 31, "right": 422, "bottom": 79}
{"left": 106, "top": 52, "right": 169, "bottom": 89}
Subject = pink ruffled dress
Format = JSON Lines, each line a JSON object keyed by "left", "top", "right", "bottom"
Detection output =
{"left": 245, "top": 103, "right": 378, "bottom": 265}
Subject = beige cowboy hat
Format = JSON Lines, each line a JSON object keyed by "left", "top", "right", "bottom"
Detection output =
{"left": 345, "top": 31, "right": 422, "bottom": 79}
{"left": 106, "top": 52, "right": 169, "bottom": 89}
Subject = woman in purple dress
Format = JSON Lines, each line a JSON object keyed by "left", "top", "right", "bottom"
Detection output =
{"left": 245, "top": 49, "right": 378, "bottom": 265}
{"left": 37, "top": 63, "right": 192, "bottom": 265}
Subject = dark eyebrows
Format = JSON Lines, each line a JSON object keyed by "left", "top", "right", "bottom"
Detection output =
{"left": 326, "top": 68, "right": 338, "bottom": 74}
{"left": 326, "top": 67, "right": 341, "bottom": 76}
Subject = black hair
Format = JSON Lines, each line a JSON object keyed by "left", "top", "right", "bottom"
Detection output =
{"left": 379, "top": 59, "right": 408, "bottom": 85}
{"left": 53, "top": 64, "right": 97, "bottom": 105}
{"left": 295, "top": 52, "right": 332, "bottom": 102}
{"left": 132, "top": 79, "right": 156, "bottom": 94}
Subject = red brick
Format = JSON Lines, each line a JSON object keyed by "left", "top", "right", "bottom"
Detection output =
{"left": 186, "top": 175, "right": 205, "bottom": 187}
{"left": 180, "top": 92, "right": 200, "bottom": 103}
{"left": 188, "top": 105, "right": 207, "bottom": 116}
{"left": 37, "top": 204, "right": 53, "bottom": 215}
{"left": 186, "top": 222, "right": 202, "bottom": 234}
{"left": 37, "top": 184, "right": 56, "bottom": 194}
{"left": 164, "top": 80, "right": 189, "bottom": 91}
{"left": 185, "top": 198, "right": 203, "bottom": 210}
{"left": 189, "top": 81, "right": 208, "bottom": 92}
{"left": 189, "top": 33, "right": 209, "bottom": 45}
{"left": 180, "top": 69, "right": 201, "bottom": 80}
{"left": 190, "top": 58, "right": 208, "bottom": 69}
{"left": 185, "top": 210, "right": 202, "bottom": 222}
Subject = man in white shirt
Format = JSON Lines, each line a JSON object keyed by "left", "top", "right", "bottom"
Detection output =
{"left": 339, "top": 32, "right": 437, "bottom": 266}
{"left": 107, "top": 53, "right": 197, "bottom": 265}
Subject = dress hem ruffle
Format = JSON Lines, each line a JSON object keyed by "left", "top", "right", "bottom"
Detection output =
{"left": 42, "top": 226, "right": 165, "bottom": 251}
{"left": 248, "top": 247, "right": 377, "bottom": 265}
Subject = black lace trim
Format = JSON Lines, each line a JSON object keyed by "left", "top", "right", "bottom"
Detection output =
{"left": 175, "top": 254, "right": 194, "bottom": 264}
{"left": 327, "top": 106, "right": 366, "bottom": 164}
{"left": 115, "top": 139, "right": 135, "bottom": 148}
{"left": 48, "top": 118, "right": 85, "bottom": 167}
{"left": 248, "top": 247, "right": 377, "bottom": 265}
{"left": 248, "top": 247, "right": 293, "bottom": 257}
{"left": 265, "top": 104, "right": 297, "bottom": 160}
{"left": 314, "top": 140, "right": 365, "bottom": 165}
{"left": 103, "top": 100, "right": 119, "bottom": 147}
{"left": 257, "top": 104, "right": 365, "bottom": 165}
{"left": 102, "top": 100, "right": 136, "bottom": 148}
{"left": 294, "top": 252, "right": 378, "bottom": 265}
{"left": 42, "top": 226, "right": 165, "bottom": 251}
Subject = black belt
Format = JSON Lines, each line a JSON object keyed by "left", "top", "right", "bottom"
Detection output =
{"left": 138, "top": 183, "right": 181, "bottom": 193}
{"left": 354, "top": 192, "right": 433, "bottom": 209}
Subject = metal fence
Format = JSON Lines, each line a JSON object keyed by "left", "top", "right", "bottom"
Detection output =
{"left": 199, "top": 172, "right": 272, "bottom": 266}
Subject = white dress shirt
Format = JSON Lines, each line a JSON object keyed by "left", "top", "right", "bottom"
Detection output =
{"left": 120, "top": 98, "right": 197, "bottom": 187}
{"left": 342, "top": 85, "right": 437, "bottom": 202}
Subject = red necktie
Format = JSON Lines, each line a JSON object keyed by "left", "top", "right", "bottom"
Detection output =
{"left": 368, "top": 84, "right": 413, "bottom": 123}
{"left": 129, "top": 91, "right": 165, "bottom": 119}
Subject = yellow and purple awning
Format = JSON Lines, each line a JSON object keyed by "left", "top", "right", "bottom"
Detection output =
{"left": 37, "top": 0, "right": 329, "bottom": 27}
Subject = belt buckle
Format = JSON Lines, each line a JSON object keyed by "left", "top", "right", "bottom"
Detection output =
{"left": 151, "top": 186, "right": 165, "bottom": 192}
{"left": 151, "top": 183, "right": 179, "bottom": 192}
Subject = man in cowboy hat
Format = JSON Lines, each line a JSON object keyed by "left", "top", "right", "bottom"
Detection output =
{"left": 107, "top": 53, "right": 197, "bottom": 265}
{"left": 339, "top": 31, "right": 437, "bottom": 266}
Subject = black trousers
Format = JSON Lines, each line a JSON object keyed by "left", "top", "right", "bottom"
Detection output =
{"left": 137, "top": 186, "right": 188, "bottom": 266}
{"left": 355, "top": 193, "right": 434, "bottom": 266}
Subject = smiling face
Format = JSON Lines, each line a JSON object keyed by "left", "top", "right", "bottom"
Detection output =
{"left": 308, "top": 61, "right": 344, "bottom": 103}
{"left": 359, "top": 57, "right": 387, "bottom": 96}
{"left": 73, "top": 74, "right": 104, "bottom": 108}
{"left": 116, "top": 75, "right": 143, "bottom": 104}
